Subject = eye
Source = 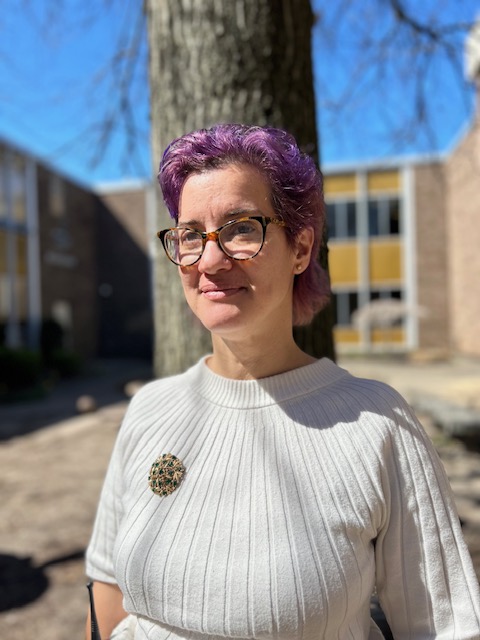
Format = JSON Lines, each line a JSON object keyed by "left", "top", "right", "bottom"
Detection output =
{"left": 223, "top": 219, "right": 259, "bottom": 242}
{"left": 179, "top": 229, "right": 201, "bottom": 244}
{"left": 236, "top": 221, "right": 257, "bottom": 235}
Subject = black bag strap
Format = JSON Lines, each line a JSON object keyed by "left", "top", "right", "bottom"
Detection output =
{"left": 87, "top": 582, "right": 102, "bottom": 640}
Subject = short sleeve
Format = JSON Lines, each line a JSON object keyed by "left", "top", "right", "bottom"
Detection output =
{"left": 85, "top": 411, "right": 130, "bottom": 583}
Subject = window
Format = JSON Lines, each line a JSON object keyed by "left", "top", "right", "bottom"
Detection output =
{"left": 368, "top": 198, "right": 400, "bottom": 237}
{"left": 368, "top": 290, "right": 404, "bottom": 326}
{"left": 388, "top": 199, "right": 400, "bottom": 234}
{"left": 326, "top": 201, "right": 357, "bottom": 239}
{"left": 332, "top": 291, "right": 359, "bottom": 326}
{"left": 0, "top": 274, "right": 8, "bottom": 319}
{"left": 369, "top": 289, "right": 402, "bottom": 301}
{"left": 49, "top": 175, "right": 66, "bottom": 218}
{"left": 326, "top": 203, "right": 336, "bottom": 238}
{"left": 52, "top": 300, "right": 73, "bottom": 349}
{"left": 0, "top": 147, "right": 6, "bottom": 221}
{"left": 12, "top": 155, "right": 27, "bottom": 223}
{"left": 346, "top": 202, "right": 356, "bottom": 237}
{"left": 0, "top": 151, "right": 27, "bottom": 224}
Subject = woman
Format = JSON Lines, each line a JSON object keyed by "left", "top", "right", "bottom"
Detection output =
{"left": 86, "top": 124, "right": 480, "bottom": 639}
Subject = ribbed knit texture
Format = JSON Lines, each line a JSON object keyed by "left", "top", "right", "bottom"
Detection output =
{"left": 86, "top": 358, "right": 480, "bottom": 639}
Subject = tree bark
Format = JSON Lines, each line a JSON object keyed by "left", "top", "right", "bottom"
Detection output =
{"left": 146, "top": 0, "right": 334, "bottom": 377}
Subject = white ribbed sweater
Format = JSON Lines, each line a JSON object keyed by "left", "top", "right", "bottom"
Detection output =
{"left": 86, "top": 358, "right": 480, "bottom": 639}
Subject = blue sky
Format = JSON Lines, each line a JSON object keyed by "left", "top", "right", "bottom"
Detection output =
{"left": 0, "top": 0, "right": 478, "bottom": 186}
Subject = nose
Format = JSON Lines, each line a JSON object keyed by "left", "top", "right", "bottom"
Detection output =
{"left": 197, "top": 236, "right": 232, "bottom": 274}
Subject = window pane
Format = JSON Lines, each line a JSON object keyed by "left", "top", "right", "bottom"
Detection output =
{"left": 0, "top": 147, "right": 6, "bottom": 220}
{"left": 49, "top": 175, "right": 66, "bottom": 218}
{"left": 12, "top": 155, "right": 26, "bottom": 223}
{"left": 346, "top": 202, "right": 356, "bottom": 237}
{"left": 331, "top": 293, "right": 338, "bottom": 325}
{"left": 348, "top": 292, "right": 358, "bottom": 316}
{"left": 326, "top": 203, "right": 336, "bottom": 238}
{"left": 370, "top": 289, "right": 403, "bottom": 301}
{"left": 368, "top": 201, "right": 379, "bottom": 236}
{"left": 388, "top": 199, "right": 400, "bottom": 234}
{"left": 333, "top": 291, "right": 358, "bottom": 325}
{"left": 334, "top": 293, "right": 348, "bottom": 325}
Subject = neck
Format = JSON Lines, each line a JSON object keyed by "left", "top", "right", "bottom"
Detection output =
{"left": 207, "top": 333, "right": 317, "bottom": 380}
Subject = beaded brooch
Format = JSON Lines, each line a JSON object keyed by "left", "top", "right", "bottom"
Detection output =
{"left": 148, "top": 453, "right": 185, "bottom": 497}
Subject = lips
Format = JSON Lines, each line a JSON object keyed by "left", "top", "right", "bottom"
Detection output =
{"left": 200, "top": 282, "right": 246, "bottom": 299}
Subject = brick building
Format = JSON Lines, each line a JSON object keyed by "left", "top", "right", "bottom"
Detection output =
{"left": 0, "top": 140, "right": 154, "bottom": 360}
{"left": 3, "top": 21, "right": 480, "bottom": 364}
{"left": 95, "top": 182, "right": 155, "bottom": 358}
{"left": 324, "top": 120, "right": 480, "bottom": 358}
{"left": 325, "top": 21, "right": 480, "bottom": 357}
{"left": 445, "top": 119, "right": 480, "bottom": 357}
{"left": 2, "top": 126, "right": 479, "bottom": 362}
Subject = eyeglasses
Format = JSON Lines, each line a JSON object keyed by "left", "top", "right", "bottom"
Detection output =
{"left": 157, "top": 216, "right": 286, "bottom": 267}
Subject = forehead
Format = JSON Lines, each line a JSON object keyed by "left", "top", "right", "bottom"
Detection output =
{"left": 178, "top": 164, "right": 273, "bottom": 225}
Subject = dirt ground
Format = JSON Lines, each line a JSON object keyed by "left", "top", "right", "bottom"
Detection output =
{"left": 0, "top": 363, "right": 479, "bottom": 639}
{"left": 0, "top": 403, "right": 125, "bottom": 640}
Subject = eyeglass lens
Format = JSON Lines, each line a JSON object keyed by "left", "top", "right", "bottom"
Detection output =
{"left": 164, "top": 218, "right": 265, "bottom": 266}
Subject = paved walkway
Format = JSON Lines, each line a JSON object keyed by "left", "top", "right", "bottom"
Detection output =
{"left": 0, "top": 356, "right": 479, "bottom": 639}
{"left": 338, "top": 354, "right": 480, "bottom": 413}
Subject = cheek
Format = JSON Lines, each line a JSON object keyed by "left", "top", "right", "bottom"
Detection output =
{"left": 178, "top": 266, "right": 197, "bottom": 284}
{"left": 178, "top": 269, "right": 199, "bottom": 304}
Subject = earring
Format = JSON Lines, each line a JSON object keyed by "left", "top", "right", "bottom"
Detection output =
{"left": 296, "top": 264, "right": 303, "bottom": 272}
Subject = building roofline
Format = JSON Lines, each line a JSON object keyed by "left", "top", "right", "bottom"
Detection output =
{"left": 443, "top": 116, "right": 477, "bottom": 154}
{"left": 322, "top": 151, "right": 447, "bottom": 174}
{"left": 0, "top": 133, "right": 153, "bottom": 193}
{"left": 0, "top": 133, "right": 97, "bottom": 190}
{"left": 94, "top": 178, "right": 153, "bottom": 194}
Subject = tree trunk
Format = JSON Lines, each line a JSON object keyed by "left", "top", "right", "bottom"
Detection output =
{"left": 146, "top": 0, "right": 335, "bottom": 377}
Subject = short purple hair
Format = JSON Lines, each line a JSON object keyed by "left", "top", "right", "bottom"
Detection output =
{"left": 158, "top": 123, "right": 330, "bottom": 326}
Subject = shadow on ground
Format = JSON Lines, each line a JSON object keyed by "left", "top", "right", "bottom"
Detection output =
{"left": 0, "top": 549, "right": 85, "bottom": 612}
{"left": 0, "top": 359, "right": 152, "bottom": 441}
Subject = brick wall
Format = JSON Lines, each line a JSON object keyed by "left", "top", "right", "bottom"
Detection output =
{"left": 37, "top": 167, "right": 98, "bottom": 358}
{"left": 413, "top": 162, "right": 450, "bottom": 350}
{"left": 445, "top": 121, "right": 480, "bottom": 357}
{"left": 96, "top": 187, "right": 153, "bottom": 358}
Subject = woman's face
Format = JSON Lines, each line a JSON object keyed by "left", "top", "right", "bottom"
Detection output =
{"left": 176, "top": 164, "right": 306, "bottom": 341}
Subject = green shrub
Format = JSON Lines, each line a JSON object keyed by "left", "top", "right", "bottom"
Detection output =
{"left": 0, "top": 347, "right": 42, "bottom": 394}
{"left": 40, "top": 318, "right": 64, "bottom": 362}
{"left": 48, "top": 349, "right": 82, "bottom": 378}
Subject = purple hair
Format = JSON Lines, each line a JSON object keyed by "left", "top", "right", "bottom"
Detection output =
{"left": 158, "top": 123, "right": 330, "bottom": 326}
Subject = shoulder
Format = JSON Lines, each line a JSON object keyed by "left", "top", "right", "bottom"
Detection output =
{"left": 320, "top": 360, "right": 413, "bottom": 419}
{"left": 127, "top": 358, "right": 205, "bottom": 411}
{"left": 316, "top": 362, "right": 425, "bottom": 443}
{"left": 114, "top": 359, "right": 207, "bottom": 448}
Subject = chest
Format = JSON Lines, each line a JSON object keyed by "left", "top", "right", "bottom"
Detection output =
{"left": 114, "top": 416, "right": 383, "bottom": 637}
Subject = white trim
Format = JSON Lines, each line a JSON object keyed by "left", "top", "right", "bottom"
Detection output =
{"left": 94, "top": 178, "right": 152, "bottom": 194}
{"left": 323, "top": 152, "right": 446, "bottom": 175}
{"left": 402, "top": 165, "right": 418, "bottom": 349}
{"left": 356, "top": 171, "right": 370, "bottom": 349}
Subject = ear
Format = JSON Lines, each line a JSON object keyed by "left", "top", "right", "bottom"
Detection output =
{"left": 293, "top": 226, "right": 314, "bottom": 273}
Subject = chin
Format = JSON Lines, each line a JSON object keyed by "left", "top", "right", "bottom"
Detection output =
{"left": 196, "top": 307, "right": 249, "bottom": 337}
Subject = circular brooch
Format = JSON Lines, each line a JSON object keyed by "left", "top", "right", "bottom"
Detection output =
{"left": 148, "top": 453, "right": 185, "bottom": 497}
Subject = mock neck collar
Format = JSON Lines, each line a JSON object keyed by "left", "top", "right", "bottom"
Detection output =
{"left": 185, "top": 357, "right": 349, "bottom": 409}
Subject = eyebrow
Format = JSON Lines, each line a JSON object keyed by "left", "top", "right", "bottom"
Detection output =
{"left": 178, "top": 208, "right": 263, "bottom": 228}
